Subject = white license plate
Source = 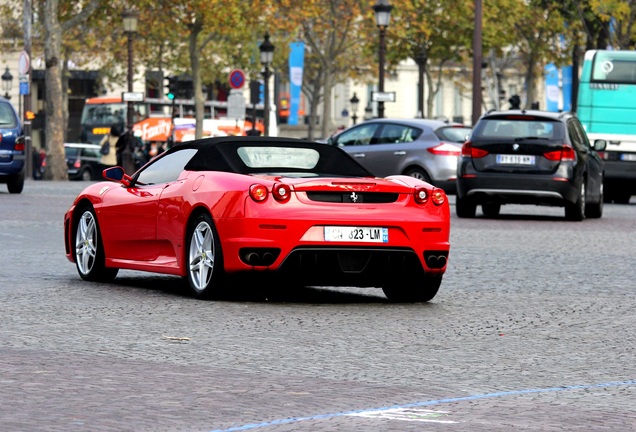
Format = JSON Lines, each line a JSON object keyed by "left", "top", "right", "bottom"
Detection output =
{"left": 324, "top": 226, "right": 389, "bottom": 243}
{"left": 620, "top": 153, "right": 636, "bottom": 161}
{"left": 496, "top": 154, "right": 536, "bottom": 165}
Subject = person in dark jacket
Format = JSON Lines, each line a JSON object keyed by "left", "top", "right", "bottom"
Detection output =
{"left": 115, "top": 130, "right": 137, "bottom": 175}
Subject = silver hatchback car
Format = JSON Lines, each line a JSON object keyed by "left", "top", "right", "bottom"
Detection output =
{"left": 326, "top": 118, "right": 471, "bottom": 193}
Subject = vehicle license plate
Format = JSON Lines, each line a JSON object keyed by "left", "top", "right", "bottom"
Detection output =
{"left": 620, "top": 153, "right": 636, "bottom": 161}
{"left": 324, "top": 226, "right": 388, "bottom": 243}
{"left": 496, "top": 154, "right": 535, "bottom": 165}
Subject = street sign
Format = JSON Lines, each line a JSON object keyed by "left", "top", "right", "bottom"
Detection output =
{"left": 18, "top": 51, "right": 30, "bottom": 75}
{"left": 19, "top": 82, "right": 29, "bottom": 95}
{"left": 371, "top": 91, "right": 396, "bottom": 103}
{"left": 227, "top": 89, "right": 246, "bottom": 119}
{"left": 229, "top": 69, "right": 246, "bottom": 89}
{"left": 122, "top": 91, "right": 145, "bottom": 102}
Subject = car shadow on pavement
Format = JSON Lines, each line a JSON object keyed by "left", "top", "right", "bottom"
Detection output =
{"left": 107, "top": 273, "right": 390, "bottom": 304}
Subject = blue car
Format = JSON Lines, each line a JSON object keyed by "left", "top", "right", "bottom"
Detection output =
{"left": 0, "top": 97, "right": 26, "bottom": 194}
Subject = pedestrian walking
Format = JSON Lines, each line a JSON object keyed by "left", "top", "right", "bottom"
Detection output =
{"left": 116, "top": 129, "right": 138, "bottom": 174}
{"left": 100, "top": 125, "right": 121, "bottom": 169}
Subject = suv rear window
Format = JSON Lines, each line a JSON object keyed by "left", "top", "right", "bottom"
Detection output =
{"left": 472, "top": 118, "right": 564, "bottom": 140}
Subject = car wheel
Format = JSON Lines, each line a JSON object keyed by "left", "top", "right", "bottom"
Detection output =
{"left": 456, "top": 196, "right": 476, "bottom": 218}
{"left": 405, "top": 167, "right": 432, "bottom": 183}
{"left": 185, "top": 213, "right": 224, "bottom": 299}
{"left": 81, "top": 168, "right": 93, "bottom": 181}
{"left": 482, "top": 203, "right": 501, "bottom": 218}
{"left": 382, "top": 275, "right": 442, "bottom": 303}
{"left": 74, "top": 206, "right": 119, "bottom": 282}
{"left": 585, "top": 183, "right": 603, "bottom": 219}
{"left": 565, "top": 181, "right": 586, "bottom": 221}
{"left": 7, "top": 171, "right": 25, "bottom": 194}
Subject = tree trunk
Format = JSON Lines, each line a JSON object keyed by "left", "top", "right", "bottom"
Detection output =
{"left": 43, "top": 0, "right": 68, "bottom": 181}
{"left": 320, "top": 70, "right": 333, "bottom": 139}
{"left": 188, "top": 24, "right": 204, "bottom": 140}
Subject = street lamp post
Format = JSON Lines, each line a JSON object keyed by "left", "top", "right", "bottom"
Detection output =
{"left": 122, "top": 10, "right": 139, "bottom": 131}
{"left": 259, "top": 33, "right": 275, "bottom": 136}
{"left": 349, "top": 93, "right": 360, "bottom": 125}
{"left": 2, "top": 67, "right": 13, "bottom": 100}
{"left": 372, "top": 0, "right": 393, "bottom": 119}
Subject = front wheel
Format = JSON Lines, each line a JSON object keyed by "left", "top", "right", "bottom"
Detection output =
{"left": 74, "top": 206, "right": 119, "bottom": 282}
{"left": 382, "top": 275, "right": 442, "bottom": 303}
{"left": 185, "top": 213, "right": 224, "bottom": 299}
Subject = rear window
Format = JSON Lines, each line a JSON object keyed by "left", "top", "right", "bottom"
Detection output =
{"left": 436, "top": 126, "right": 472, "bottom": 143}
{"left": 472, "top": 118, "right": 564, "bottom": 140}
{"left": 0, "top": 102, "right": 18, "bottom": 128}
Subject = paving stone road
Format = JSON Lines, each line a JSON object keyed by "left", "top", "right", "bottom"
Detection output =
{"left": 1, "top": 179, "right": 635, "bottom": 431}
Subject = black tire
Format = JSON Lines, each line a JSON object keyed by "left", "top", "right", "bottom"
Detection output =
{"left": 81, "top": 168, "right": 93, "bottom": 181}
{"left": 404, "top": 167, "right": 432, "bottom": 183}
{"left": 185, "top": 213, "right": 225, "bottom": 299}
{"left": 565, "top": 181, "right": 585, "bottom": 221}
{"left": 382, "top": 275, "right": 442, "bottom": 303}
{"left": 585, "top": 184, "right": 603, "bottom": 219}
{"left": 456, "top": 195, "right": 476, "bottom": 218}
{"left": 73, "top": 206, "right": 119, "bottom": 282}
{"left": 7, "top": 171, "right": 24, "bottom": 194}
{"left": 482, "top": 203, "right": 501, "bottom": 218}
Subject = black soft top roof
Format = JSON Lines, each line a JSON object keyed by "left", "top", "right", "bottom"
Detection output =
{"left": 175, "top": 136, "right": 374, "bottom": 177}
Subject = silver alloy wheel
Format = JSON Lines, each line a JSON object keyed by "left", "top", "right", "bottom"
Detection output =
{"left": 75, "top": 210, "right": 98, "bottom": 275}
{"left": 188, "top": 220, "right": 215, "bottom": 292}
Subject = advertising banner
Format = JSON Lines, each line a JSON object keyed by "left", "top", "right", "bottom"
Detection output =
{"left": 288, "top": 42, "right": 305, "bottom": 126}
{"left": 544, "top": 63, "right": 559, "bottom": 112}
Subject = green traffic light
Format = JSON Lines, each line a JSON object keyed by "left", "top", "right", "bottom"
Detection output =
{"left": 167, "top": 92, "right": 175, "bottom": 100}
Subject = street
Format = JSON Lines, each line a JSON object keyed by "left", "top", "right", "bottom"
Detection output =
{"left": 1, "top": 179, "right": 635, "bottom": 431}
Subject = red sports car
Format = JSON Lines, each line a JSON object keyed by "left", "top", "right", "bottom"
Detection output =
{"left": 64, "top": 136, "right": 450, "bottom": 302}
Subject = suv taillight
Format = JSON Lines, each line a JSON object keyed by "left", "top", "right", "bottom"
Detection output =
{"left": 544, "top": 145, "right": 576, "bottom": 162}
{"left": 461, "top": 141, "right": 488, "bottom": 158}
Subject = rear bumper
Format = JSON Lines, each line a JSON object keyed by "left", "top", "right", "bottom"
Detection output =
{"left": 457, "top": 173, "right": 579, "bottom": 205}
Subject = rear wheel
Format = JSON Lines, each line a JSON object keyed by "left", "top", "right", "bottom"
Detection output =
{"left": 81, "top": 168, "right": 93, "bottom": 181}
{"left": 185, "top": 213, "right": 225, "bottom": 299}
{"left": 482, "top": 203, "right": 501, "bottom": 218}
{"left": 382, "top": 275, "right": 442, "bottom": 303}
{"left": 404, "top": 167, "right": 432, "bottom": 183}
{"left": 456, "top": 196, "right": 476, "bottom": 218}
{"left": 73, "top": 206, "right": 119, "bottom": 281}
{"left": 7, "top": 171, "right": 24, "bottom": 194}
{"left": 565, "top": 181, "right": 585, "bottom": 221}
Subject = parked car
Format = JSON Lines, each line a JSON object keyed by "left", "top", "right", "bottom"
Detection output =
{"left": 65, "top": 143, "right": 103, "bottom": 181}
{"left": 63, "top": 136, "right": 451, "bottom": 302}
{"left": 325, "top": 118, "right": 472, "bottom": 193}
{"left": 456, "top": 110, "right": 606, "bottom": 221}
{"left": 0, "top": 97, "right": 26, "bottom": 193}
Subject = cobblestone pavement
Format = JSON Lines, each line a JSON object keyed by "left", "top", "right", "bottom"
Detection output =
{"left": 1, "top": 180, "right": 635, "bottom": 431}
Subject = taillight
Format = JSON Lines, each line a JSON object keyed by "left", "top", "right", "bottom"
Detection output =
{"left": 14, "top": 136, "right": 25, "bottom": 151}
{"left": 74, "top": 160, "right": 81, "bottom": 168}
{"left": 427, "top": 143, "right": 461, "bottom": 156}
{"left": 544, "top": 145, "right": 576, "bottom": 161}
{"left": 414, "top": 187, "right": 446, "bottom": 206}
{"left": 249, "top": 184, "right": 269, "bottom": 202}
{"left": 272, "top": 183, "right": 291, "bottom": 202}
{"left": 461, "top": 141, "right": 488, "bottom": 158}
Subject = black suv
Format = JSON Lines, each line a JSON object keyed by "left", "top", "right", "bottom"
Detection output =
{"left": 65, "top": 143, "right": 103, "bottom": 181}
{"left": 456, "top": 110, "right": 606, "bottom": 221}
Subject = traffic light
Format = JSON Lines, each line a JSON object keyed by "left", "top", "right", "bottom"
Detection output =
{"left": 259, "top": 82, "right": 264, "bottom": 104}
{"left": 165, "top": 75, "right": 178, "bottom": 100}
{"left": 250, "top": 81, "right": 260, "bottom": 105}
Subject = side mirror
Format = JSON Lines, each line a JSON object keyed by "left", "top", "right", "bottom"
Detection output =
{"left": 103, "top": 166, "right": 132, "bottom": 186}
{"left": 593, "top": 139, "right": 607, "bottom": 152}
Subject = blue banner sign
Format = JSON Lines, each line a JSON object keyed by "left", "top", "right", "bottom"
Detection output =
{"left": 288, "top": 42, "right": 305, "bottom": 126}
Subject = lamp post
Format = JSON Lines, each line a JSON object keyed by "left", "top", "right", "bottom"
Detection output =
{"left": 372, "top": 0, "right": 393, "bottom": 119}
{"left": 2, "top": 67, "right": 13, "bottom": 100}
{"left": 259, "top": 33, "right": 275, "bottom": 136}
{"left": 122, "top": 10, "right": 139, "bottom": 131}
{"left": 349, "top": 93, "right": 360, "bottom": 125}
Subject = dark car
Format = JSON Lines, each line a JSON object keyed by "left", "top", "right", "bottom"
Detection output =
{"left": 0, "top": 97, "right": 26, "bottom": 193}
{"left": 456, "top": 110, "right": 606, "bottom": 221}
{"left": 65, "top": 143, "right": 103, "bottom": 181}
{"left": 326, "top": 118, "right": 472, "bottom": 193}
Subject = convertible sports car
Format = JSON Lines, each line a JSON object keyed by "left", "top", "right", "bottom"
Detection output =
{"left": 64, "top": 136, "right": 451, "bottom": 302}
